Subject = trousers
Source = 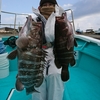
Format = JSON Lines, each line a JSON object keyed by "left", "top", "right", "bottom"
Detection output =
{"left": 32, "top": 73, "right": 64, "bottom": 100}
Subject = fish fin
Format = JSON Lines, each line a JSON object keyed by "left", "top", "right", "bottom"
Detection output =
{"left": 7, "top": 49, "right": 17, "bottom": 60}
{"left": 35, "top": 75, "right": 44, "bottom": 87}
{"left": 54, "top": 58, "right": 62, "bottom": 69}
{"left": 26, "top": 86, "right": 39, "bottom": 95}
{"left": 15, "top": 78, "right": 24, "bottom": 91}
{"left": 74, "top": 39, "right": 78, "bottom": 47}
{"left": 61, "top": 65, "right": 69, "bottom": 82}
{"left": 70, "top": 57, "right": 76, "bottom": 67}
{"left": 42, "top": 49, "right": 48, "bottom": 54}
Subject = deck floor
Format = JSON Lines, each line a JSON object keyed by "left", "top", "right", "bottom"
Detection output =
{"left": 64, "top": 67, "right": 100, "bottom": 100}
{"left": 0, "top": 67, "right": 100, "bottom": 100}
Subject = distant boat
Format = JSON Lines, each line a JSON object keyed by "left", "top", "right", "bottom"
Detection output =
{"left": 94, "top": 28, "right": 100, "bottom": 34}
{"left": 76, "top": 29, "right": 83, "bottom": 34}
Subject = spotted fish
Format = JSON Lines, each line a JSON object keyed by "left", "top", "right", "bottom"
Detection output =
{"left": 7, "top": 15, "right": 47, "bottom": 95}
{"left": 54, "top": 13, "right": 77, "bottom": 82}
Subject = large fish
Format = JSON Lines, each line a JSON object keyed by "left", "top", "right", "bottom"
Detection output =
{"left": 54, "top": 13, "right": 77, "bottom": 82}
{"left": 7, "top": 15, "right": 47, "bottom": 95}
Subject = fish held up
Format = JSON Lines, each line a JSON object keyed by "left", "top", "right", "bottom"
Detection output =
{"left": 7, "top": 15, "right": 47, "bottom": 95}
{"left": 54, "top": 13, "right": 77, "bottom": 82}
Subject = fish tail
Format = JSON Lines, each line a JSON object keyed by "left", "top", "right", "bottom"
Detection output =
{"left": 61, "top": 65, "right": 69, "bottom": 82}
{"left": 26, "top": 86, "right": 39, "bottom": 95}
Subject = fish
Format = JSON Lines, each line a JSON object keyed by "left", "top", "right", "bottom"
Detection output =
{"left": 53, "top": 13, "right": 77, "bottom": 82}
{"left": 7, "top": 15, "right": 47, "bottom": 95}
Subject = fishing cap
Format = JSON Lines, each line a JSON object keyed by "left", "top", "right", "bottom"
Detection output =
{"left": 39, "top": 0, "right": 58, "bottom": 6}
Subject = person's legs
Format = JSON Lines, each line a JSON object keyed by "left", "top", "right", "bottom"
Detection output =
{"left": 32, "top": 78, "right": 47, "bottom": 100}
{"left": 46, "top": 73, "right": 64, "bottom": 100}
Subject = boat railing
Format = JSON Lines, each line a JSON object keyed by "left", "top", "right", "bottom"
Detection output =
{"left": 1, "top": 10, "right": 100, "bottom": 46}
{"left": 0, "top": 10, "right": 29, "bottom": 30}
{"left": 65, "top": 9, "right": 76, "bottom": 33}
{"left": 65, "top": 10, "right": 100, "bottom": 46}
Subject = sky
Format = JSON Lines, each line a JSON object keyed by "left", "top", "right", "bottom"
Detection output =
{"left": 0, "top": 0, "right": 100, "bottom": 31}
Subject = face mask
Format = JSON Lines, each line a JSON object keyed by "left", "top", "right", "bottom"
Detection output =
{"left": 40, "top": 6, "right": 55, "bottom": 19}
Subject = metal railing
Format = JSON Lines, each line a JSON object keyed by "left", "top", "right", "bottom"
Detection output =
{"left": 65, "top": 9, "right": 76, "bottom": 33}
{"left": 0, "top": 9, "right": 76, "bottom": 35}
{"left": 0, "top": 10, "right": 29, "bottom": 29}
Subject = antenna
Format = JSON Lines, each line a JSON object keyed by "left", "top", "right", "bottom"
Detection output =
{"left": 0, "top": 0, "right": 1, "bottom": 25}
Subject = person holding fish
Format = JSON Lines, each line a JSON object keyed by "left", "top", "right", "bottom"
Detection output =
{"left": 31, "top": 0, "right": 77, "bottom": 100}
{"left": 7, "top": 0, "right": 77, "bottom": 99}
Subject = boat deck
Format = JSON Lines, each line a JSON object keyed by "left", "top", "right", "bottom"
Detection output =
{"left": 0, "top": 67, "right": 100, "bottom": 100}
{"left": 0, "top": 35, "right": 100, "bottom": 100}
{"left": 64, "top": 67, "right": 100, "bottom": 100}
{"left": 0, "top": 71, "right": 32, "bottom": 100}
